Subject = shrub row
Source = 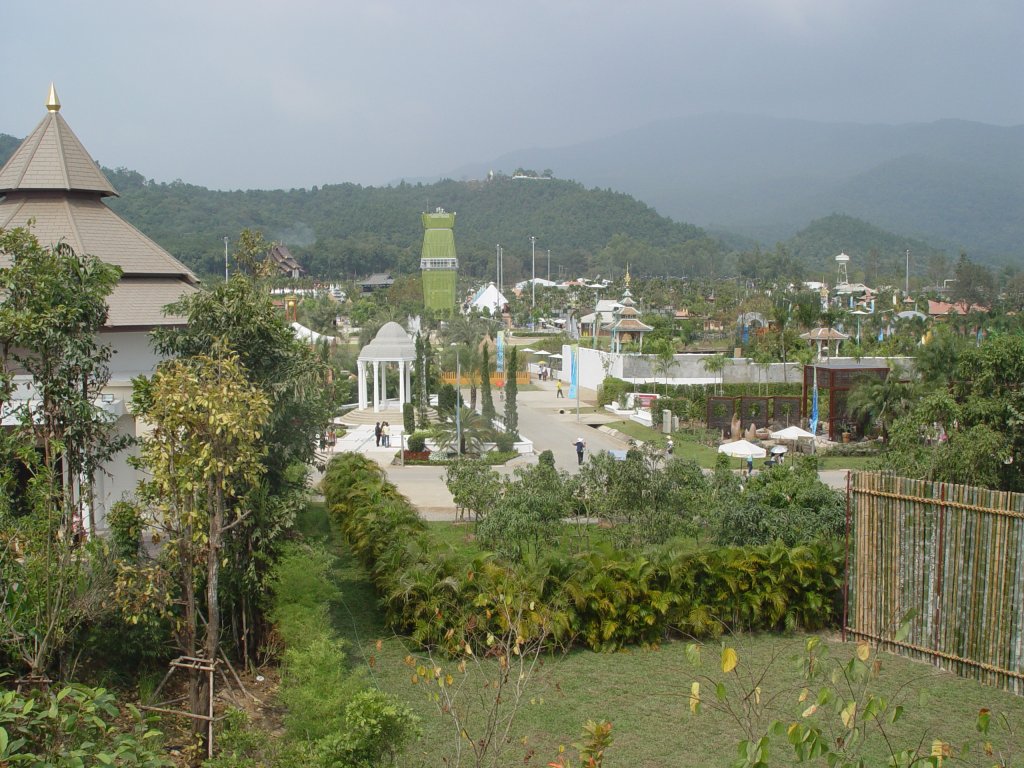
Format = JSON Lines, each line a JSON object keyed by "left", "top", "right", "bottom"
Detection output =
{"left": 321, "top": 453, "right": 844, "bottom": 653}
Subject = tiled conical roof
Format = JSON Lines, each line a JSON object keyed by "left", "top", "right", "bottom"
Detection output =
{"left": 0, "top": 86, "right": 117, "bottom": 196}
{"left": 0, "top": 87, "right": 199, "bottom": 329}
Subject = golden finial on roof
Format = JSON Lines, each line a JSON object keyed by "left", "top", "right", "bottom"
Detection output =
{"left": 46, "top": 83, "right": 61, "bottom": 112}
{"left": 624, "top": 263, "right": 631, "bottom": 288}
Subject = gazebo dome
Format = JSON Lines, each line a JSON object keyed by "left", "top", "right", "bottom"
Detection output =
{"left": 358, "top": 321, "right": 415, "bottom": 362}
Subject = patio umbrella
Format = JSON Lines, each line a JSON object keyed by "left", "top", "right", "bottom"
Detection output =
{"left": 519, "top": 347, "right": 536, "bottom": 353}
{"left": 770, "top": 445, "right": 788, "bottom": 455}
{"left": 770, "top": 425, "right": 815, "bottom": 440}
{"left": 717, "top": 439, "right": 766, "bottom": 459}
{"left": 548, "top": 353, "right": 563, "bottom": 359}
{"left": 534, "top": 350, "right": 551, "bottom": 356}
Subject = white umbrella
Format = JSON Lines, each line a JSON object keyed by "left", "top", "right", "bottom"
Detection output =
{"left": 717, "top": 439, "right": 767, "bottom": 459}
{"left": 519, "top": 347, "right": 536, "bottom": 353}
{"left": 548, "top": 353, "right": 563, "bottom": 359}
{"left": 534, "top": 350, "right": 551, "bottom": 356}
{"left": 770, "top": 425, "right": 815, "bottom": 440}
{"left": 770, "top": 445, "right": 788, "bottom": 455}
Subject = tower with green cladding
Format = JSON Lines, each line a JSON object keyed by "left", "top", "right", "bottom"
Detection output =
{"left": 420, "top": 208, "right": 458, "bottom": 312}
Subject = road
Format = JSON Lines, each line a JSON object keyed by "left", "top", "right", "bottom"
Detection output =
{"left": 318, "top": 379, "right": 850, "bottom": 520}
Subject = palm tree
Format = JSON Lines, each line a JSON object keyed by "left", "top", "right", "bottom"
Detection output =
{"left": 847, "top": 366, "right": 915, "bottom": 441}
{"left": 704, "top": 353, "right": 727, "bottom": 395}
{"left": 651, "top": 339, "right": 677, "bottom": 395}
{"left": 435, "top": 406, "right": 497, "bottom": 456}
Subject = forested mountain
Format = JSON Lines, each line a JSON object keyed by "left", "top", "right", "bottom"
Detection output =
{"left": 453, "top": 115, "right": 1024, "bottom": 262}
{"left": 0, "top": 136, "right": 723, "bottom": 280}
{"left": 0, "top": 131, "right": 978, "bottom": 287}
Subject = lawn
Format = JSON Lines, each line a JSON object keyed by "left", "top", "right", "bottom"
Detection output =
{"left": 315, "top": 505, "right": 1024, "bottom": 768}
{"left": 605, "top": 420, "right": 881, "bottom": 472}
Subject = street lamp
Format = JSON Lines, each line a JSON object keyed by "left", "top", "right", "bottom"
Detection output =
{"left": 223, "top": 236, "right": 229, "bottom": 283}
{"left": 450, "top": 343, "right": 462, "bottom": 455}
{"left": 530, "top": 235, "right": 537, "bottom": 309}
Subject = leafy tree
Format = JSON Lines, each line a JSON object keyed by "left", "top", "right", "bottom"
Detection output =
{"left": 478, "top": 462, "right": 570, "bottom": 561}
{"left": 0, "top": 229, "right": 125, "bottom": 678}
{"left": 712, "top": 459, "right": 844, "bottom": 547}
{"left": 152, "top": 264, "right": 333, "bottom": 661}
{"left": 951, "top": 253, "right": 995, "bottom": 308}
{"left": 130, "top": 349, "right": 270, "bottom": 737}
{"left": 703, "top": 353, "right": 727, "bottom": 395}
{"left": 651, "top": 338, "right": 676, "bottom": 395}
{"left": 445, "top": 458, "right": 501, "bottom": 524}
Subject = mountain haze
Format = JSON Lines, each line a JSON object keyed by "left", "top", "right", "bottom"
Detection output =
{"left": 452, "top": 115, "right": 1024, "bottom": 261}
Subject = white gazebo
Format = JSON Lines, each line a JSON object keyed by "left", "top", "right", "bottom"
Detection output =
{"left": 357, "top": 322, "right": 416, "bottom": 412}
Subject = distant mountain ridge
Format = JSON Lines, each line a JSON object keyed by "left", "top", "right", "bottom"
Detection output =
{"left": 451, "top": 114, "right": 1024, "bottom": 261}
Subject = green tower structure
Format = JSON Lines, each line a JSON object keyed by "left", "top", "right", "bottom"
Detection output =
{"left": 421, "top": 208, "right": 459, "bottom": 312}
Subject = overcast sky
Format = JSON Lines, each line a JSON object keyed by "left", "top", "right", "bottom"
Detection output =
{"left": 3, "top": 0, "right": 1021, "bottom": 190}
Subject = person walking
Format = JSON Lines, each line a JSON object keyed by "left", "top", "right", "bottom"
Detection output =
{"left": 573, "top": 436, "right": 586, "bottom": 465}
{"left": 666, "top": 437, "right": 674, "bottom": 456}
{"left": 382, "top": 421, "right": 390, "bottom": 448}
{"left": 374, "top": 421, "right": 382, "bottom": 447}
{"left": 556, "top": 380, "right": 564, "bottom": 398}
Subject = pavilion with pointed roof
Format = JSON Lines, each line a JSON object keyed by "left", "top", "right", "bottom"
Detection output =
{"left": 609, "top": 288, "right": 653, "bottom": 353}
{"left": 0, "top": 86, "right": 201, "bottom": 534}
{"left": 0, "top": 85, "right": 200, "bottom": 328}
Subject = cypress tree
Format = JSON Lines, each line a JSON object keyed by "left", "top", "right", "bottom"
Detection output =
{"left": 481, "top": 343, "right": 495, "bottom": 423}
{"left": 504, "top": 346, "right": 519, "bottom": 439}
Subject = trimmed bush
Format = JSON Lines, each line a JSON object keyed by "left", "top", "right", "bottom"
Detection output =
{"left": 321, "top": 452, "right": 844, "bottom": 653}
{"left": 494, "top": 432, "right": 516, "bottom": 452}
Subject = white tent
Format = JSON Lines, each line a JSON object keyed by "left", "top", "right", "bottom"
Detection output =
{"left": 770, "top": 426, "right": 815, "bottom": 440}
{"left": 291, "top": 322, "right": 337, "bottom": 345}
{"left": 469, "top": 282, "right": 509, "bottom": 315}
{"left": 717, "top": 439, "right": 767, "bottom": 459}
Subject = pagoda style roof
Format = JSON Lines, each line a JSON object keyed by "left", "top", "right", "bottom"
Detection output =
{"left": 611, "top": 317, "right": 654, "bottom": 333}
{"left": 800, "top": 327, "right": 850, "bottom": 341}
{"left": 0, "top": 194, "right": 199, "bottom": 279}
{"left": 0, "top": 86, "right": 117, "bottom": 196}
{"left": 0, "top": 86, "right": 199, "bottom": 329}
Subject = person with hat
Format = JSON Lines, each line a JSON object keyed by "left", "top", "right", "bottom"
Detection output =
{"left": 573, "top": 436, "right": 586, "bottom": 465}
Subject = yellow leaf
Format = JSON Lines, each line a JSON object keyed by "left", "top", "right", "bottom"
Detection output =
{"left": 689, "top": 682, "right": 700, "bottom": 713}
{"left": 802, "top": 704, "right": 818, "bottom": 718}
{"left": 798, "top": 687, "right": 809, "bottom": 703}
{"left": 840, "top": 701, "right": 857, "bottom": 728}
{"left": 856, "top": 641, "right": 871, "bottom": 662}
{"left": 721, "top": 647, "right": 738, "bottom": 673}
{"left": 445, "top": 674, "right": 454, "bottom": 686}
{"left": 754, "top": 686, "right": 761, "bottom": 705}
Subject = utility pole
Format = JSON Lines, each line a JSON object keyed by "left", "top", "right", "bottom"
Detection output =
{"left": 496, "top": 243, "right": 501, "bottom": 291}
{"left": 547, "top": 249, "right": 551, "bottom": 282}
{"left": 530, "top": 235, "right": 537, "bottom": 309}
{"left": 223, "top": 236, "right": 229, "bottom": 283}
{"left": 905, "top": 249, "right": 910, "bottom": 296}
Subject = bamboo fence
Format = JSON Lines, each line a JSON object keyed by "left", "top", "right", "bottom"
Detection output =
{"left": 846, "top": 471, "right": 1024, "bottom": 695}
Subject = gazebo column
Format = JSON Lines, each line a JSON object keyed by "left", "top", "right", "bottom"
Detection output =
{"left": 358, "top": 360, "right": 367, "bottom": 410}
{"left": 398, "top": 360, "right": 406, "bottom": 406}
{"left": 405, "top": 363, "right": 412, "bottom": 404}
{"left": 372, "top": 360, "right": 380, "bottom": 413}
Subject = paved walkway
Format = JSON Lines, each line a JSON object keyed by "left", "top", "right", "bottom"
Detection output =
{"left": 315, "top": 384, "right": 850, "bottom": 520}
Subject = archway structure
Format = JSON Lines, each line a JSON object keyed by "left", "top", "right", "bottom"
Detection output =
{"left": 357, "top": 322, "right": 416, "bottom": 412}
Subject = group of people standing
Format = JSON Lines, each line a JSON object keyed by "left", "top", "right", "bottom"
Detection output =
{"left": 374, "top": 421, "right": 391, "bottom": 447}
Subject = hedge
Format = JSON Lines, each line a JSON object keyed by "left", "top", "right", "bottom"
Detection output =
{"left": 321, "top": 453, "right": 843, "bottom": 653}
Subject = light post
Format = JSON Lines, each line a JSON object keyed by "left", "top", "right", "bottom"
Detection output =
{"left": 530, "top": 235, "right": 537, "bottom": 309}
{"left": 496, "top": 243, "right": 501, "bottom": 293}
{"left": 451, "top": 343, "right": 462, "bottom": 456}
{"left": 547, "top": 249, "right": 551, "bottom": 282}
{"left": 223, "top": 236, "right": 229, "bottom": 283}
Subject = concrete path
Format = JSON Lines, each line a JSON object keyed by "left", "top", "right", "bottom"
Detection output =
{"left": 315, "top": 386, "right": 852, "bottom": 520}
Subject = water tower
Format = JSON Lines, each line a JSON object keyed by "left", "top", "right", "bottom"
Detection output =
{"left": 835, "top": 252, "right": 850, "bottom": 286}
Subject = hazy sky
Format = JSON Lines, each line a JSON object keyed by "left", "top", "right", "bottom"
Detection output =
{"left": 3, "top": 0, "right": 1021, "bottom": 190}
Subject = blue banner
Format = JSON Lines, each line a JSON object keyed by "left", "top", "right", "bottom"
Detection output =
{"left": 568, "top": 345, "right": 579, "bottom": 400}
{"left": 496, "top": 331, "right": 504, "bottom": 374}
{"left": 808, "top": 379, "right": 819, "bottom": 436}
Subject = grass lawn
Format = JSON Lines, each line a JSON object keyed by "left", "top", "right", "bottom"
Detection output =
{"left": 313, "top": 505, "right": 1024, "bottom": 768}
{"left": 606, "top": 420, "right": 881, "bottom": 472}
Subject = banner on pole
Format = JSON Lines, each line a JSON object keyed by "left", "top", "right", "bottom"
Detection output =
{"left": 569, "top": 345, "right": 579, "bottom": 400}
